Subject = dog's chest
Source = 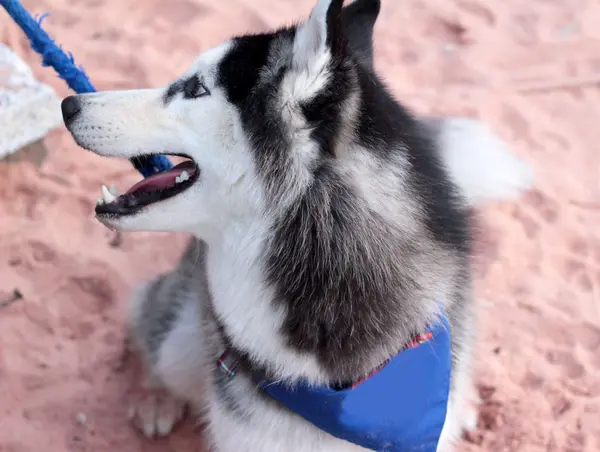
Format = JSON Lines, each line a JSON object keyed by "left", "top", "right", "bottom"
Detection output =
{"left": 215, "top": 314, "right": 452, "bottom": 452}
{"left": 205, "top": 242, "right": 326, "bottom": 381}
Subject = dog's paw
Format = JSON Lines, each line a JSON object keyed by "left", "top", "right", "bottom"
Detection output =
{"left": 128, "top": 387, "right": 187, "bottom": 438}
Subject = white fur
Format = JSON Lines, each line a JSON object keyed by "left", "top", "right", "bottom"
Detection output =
{"left": 206, "top": 227, "right": 330, "bottom": 383}
{"left": 70, "top": 41, "right": 262, "bottom": 237}
{"left": 127, "top": 269, "right": 478, "bottom": 451}
{"left": 292, "top": 0, "right": 335, "bottom": 71}
{"left": 437, "top": 118, "right": 533, "bottom": 207}
{"left": 68, "top": 4, "right": 336, "bottom": 385}
{"left": 64, "top": 1, "right": 535, "bottom": 449}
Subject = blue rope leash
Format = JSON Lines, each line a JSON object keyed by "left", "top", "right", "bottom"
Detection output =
{"left": 0, "top": 0, "right": 172, "bottom": 177}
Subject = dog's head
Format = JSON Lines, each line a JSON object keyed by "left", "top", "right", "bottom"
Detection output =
{"left": 62, "top": 0, "right": 381, "bottom": 236}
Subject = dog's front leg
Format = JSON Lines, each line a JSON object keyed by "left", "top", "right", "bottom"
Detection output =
{"left": 125, "top": 337, "right": 188, "bottom": 437}
{"left": 124, "top": 262, "right": 209, "bottom": 438}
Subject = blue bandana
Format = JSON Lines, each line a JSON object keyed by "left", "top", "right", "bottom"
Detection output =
{"left": 218, "top": 314, "right": 451, "bottom": 452}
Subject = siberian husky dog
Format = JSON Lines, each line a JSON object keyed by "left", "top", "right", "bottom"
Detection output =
{"left": 61, "top": 0, "right": 532, "bottom": 450}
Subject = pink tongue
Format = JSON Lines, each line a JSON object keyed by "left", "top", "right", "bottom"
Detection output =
{"left": 126, "top": 161, "right": 196, "bottom": 194}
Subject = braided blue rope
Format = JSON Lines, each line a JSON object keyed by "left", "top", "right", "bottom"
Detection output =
{"left": 1, "top": 0, "right": 172, "bottom": 177}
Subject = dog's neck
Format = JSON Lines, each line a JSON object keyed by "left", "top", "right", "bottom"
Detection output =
{"left": 195, "top": 194, "right": 444, "bottom": 386}
{"left": 198, "top": 220, "right": 332, "bottom": 384}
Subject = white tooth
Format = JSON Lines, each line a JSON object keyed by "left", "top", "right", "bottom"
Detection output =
{"left": 109, "top": 184, "right": 119, "bottom": 196}
{"left": 96, "top": 198, "right": 105, "bottom": 206}
{"left": 102, "top": 185, "right": 116, "bottom": 203}
{"left": 179, "top": 170, "right": 190, "bottom": 182}
{"left": 175, "top": 176, "right": 181, "bottom": 184}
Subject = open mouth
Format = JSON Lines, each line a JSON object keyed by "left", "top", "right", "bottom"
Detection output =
{"left": 95, "top": 155, "right": 199, "bottom": 216}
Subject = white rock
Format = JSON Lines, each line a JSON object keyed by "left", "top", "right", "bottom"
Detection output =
{"left": 75, "top": 412, "right": 87, "bottom": 425}
{"left": 0, "top": 43, "right": 62, "bottom": 159}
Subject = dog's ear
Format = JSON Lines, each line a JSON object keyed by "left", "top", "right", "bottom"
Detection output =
{"left": 292, "top": 0, "right": 347, "bottom": 70}
{"left": 342, "top": 0, "right": 381, "bottom": 70}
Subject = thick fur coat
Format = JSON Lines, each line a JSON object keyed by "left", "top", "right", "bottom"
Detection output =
{"left": 62, "top": 0, "right": 533, "bottom": 450}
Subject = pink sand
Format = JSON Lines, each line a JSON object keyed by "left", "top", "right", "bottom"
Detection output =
{"left": 1, "top": 0, "right": 599, "bottom": 450}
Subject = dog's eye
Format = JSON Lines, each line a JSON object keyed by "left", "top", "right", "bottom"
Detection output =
{"left": 183, "top": 76, "right": 210, "bottom": 99}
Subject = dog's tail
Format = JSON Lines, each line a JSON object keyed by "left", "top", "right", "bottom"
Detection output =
{"left": 426, "top": 117, "right": 534, "bottom": 207}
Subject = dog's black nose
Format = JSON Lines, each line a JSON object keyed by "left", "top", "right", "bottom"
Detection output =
{"left": 61, "top": 95, "right": 81, "bottom": 126}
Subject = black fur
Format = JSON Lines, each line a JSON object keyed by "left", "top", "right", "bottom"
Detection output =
{"left": 299, "top": 2, "right": 355, "bottom": 157}
{"left": 163, "top": 79, "right": 184, "bottom": 105}
{"left": 323, "top": 0, "right": 347, "bottom": 56}
{"left": 217, "top": 32, "right": 278, "bottom": 107}
{"left": 163, "top": 75, "right": 210, "bottom": 104}
{"left": 354, "top": 69, "right": 471, "bottom": 252}
{"left": 217, "top": 30, "right": 296, "bottom": 188}
{"left": 216, "top": 0, "right": 471, "bottom": 384}
{"left": 300, "top": 62, "right": 355, "bottom": 156}
{"left": 342, "top": 0, "right": 381, "bottom": 69}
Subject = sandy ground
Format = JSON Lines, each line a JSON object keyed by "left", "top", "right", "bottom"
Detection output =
{"left": 1, "top": 0, "right": 599, "bottom": 450}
